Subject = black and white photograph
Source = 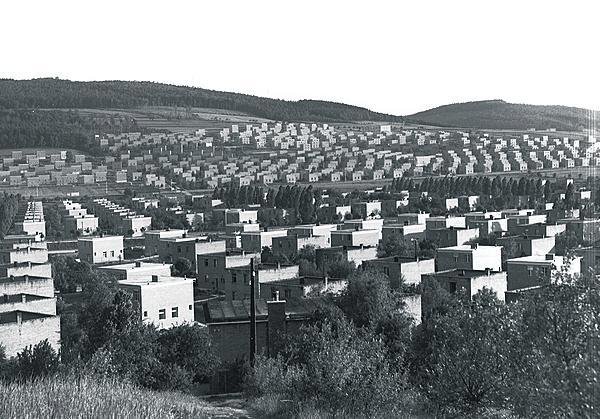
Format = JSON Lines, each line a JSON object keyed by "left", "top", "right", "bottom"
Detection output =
{"left": 0, "top": 1, "right": 598, "bottom": 417}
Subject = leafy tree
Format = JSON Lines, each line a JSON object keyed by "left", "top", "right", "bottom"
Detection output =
{"left": 52, "top": 256, "right": 92, "bottom": 293}
{"left": 157, "top": 324, "right": 219, "bottom": 383}
{"left": 507, "top": 272, "right": 600, "bottom": 417}
{"left": 377, "top": 236, "right": 408, "bottom": 258}
{"left": 326, "top": 259, "right": 356, "bottom": 279}
{"left": 338, "top": 269, "right": 400, "bottom": 328}
{"left": 173, "top": 257, "right": 192, "bottom": 277}
{"left": 422, "top": 289, "right": 513, "bottom": 413}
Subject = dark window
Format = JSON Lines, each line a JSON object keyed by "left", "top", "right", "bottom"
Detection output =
{"left": 158, "top": 309, "right": 166, "bottom": 319}
{"left": 189, "top": 304, "right": 192, "bottom": 310}
{"left": 143, "top": 311, "right": 148, "bottom": 317}
{"left": 449, "top": 282, "right": 457, "bottom": 293}
{"left": 232, "top": 273, "right": 237, "bottom": 283}
{"left": 171, "top": 307, "right": 178, "bottom": 318}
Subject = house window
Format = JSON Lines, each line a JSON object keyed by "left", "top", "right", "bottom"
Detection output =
{"left": 213, "top": 259, "right": 217, "bottom": 267}
{"left": 110, "top": 250, "right": 115, "bottom": 257}
{"left": 204, "top": 259, "right": 209, "bottom": 267}
{"left": 189, "top": 304, "right": 192, "bottom": 310}
{"left": 143, "top": 311, "right": 148, "bottom": 317}
{"left": 285, "top": 289, "right": 291, "bottom": 299}
{"left": 158, "top": 309, "right": 166, "bottom": 319}
{"left": 449, "top": 282, "right": 457, "bottom": 293}
{"left": 103, "top": 251, "right": 107, "bottom": 258}
{"left": 527, "top": 267, "right": 534, "bottom": 276}
{"left": 383, "top": 267, "right": 390, "bottom": 276}
{"left": 232, "top": 273, "right": 237, "bottom": 283}
{"left": 171, "top": 307, "right": 178, "bottom": 318}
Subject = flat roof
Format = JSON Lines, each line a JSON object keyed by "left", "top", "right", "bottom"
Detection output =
{"left": 507, "top": 255, "right": 575, "bottom": 264}
{"left": 99, "top": 262, "right": 171, "bottom": 272}
{"left": 118, "top": 275, "right": 191, "bottom": 287}
{"left": 437, "top": 245, "right": 498, "bottom": 251}
{"left": 78, "top": 235, "right": 123, "bottom": 241}
{"left": 425, "top": 269, "right": 505, "bottom": 279}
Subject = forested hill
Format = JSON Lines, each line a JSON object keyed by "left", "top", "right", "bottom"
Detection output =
{"left": 0, "top": 78, "right": 400, "bottom": 122}
{"left": 408, "top": 99, "right": 597, "bottom": 131}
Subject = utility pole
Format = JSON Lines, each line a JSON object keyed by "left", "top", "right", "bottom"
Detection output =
{"left": 249, "top": 257, "right": 256, "bottom": 367}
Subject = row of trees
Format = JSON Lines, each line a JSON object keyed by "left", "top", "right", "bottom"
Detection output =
{"left": 390, "top": 174, "right": 554, "bottom": 200}
{"left": 0, "top": 193, "right": 20, "bottom": 239}
{"left": 247, "top": 267, "right": 599, "bottom": 417}
{"left": 214, "top": 184, "right": 322, "bottom": 225}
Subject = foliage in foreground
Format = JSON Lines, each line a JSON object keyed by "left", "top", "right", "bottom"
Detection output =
{"left": 247, "top": 268, "right": 599, "bottom": 418}
{"left": 0, "top": 374, "right": 213, "bottom": 419}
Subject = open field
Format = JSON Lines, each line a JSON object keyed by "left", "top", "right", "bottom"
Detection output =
{"left": 43, "top": 106, "right": 272, "bottom": 133}
{"left": 0, "top": 183, "right": 125, "bottom": 198}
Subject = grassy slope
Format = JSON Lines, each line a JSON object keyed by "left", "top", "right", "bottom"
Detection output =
{"left": 0, "top": 375, "right": 248, "bottom": 418}
{"left": 408, "top": 99, "right": 598, "bottom": 131}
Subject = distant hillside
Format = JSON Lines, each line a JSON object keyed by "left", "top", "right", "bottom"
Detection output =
{"left": 0, "top": 78, "right": 400, "bottom": 123}
{"left": 408, "top": 100, "right": 597, "bottom": 131}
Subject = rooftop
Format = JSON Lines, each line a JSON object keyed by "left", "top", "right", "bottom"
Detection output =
{"left": 118, "top": 275, "right": 192, "bottom": 287}
{"left": 425, "top": 269, "right": 503, "bottom": 279}
{"left": 198, "top": 297, "right": 325, "bottom": 323}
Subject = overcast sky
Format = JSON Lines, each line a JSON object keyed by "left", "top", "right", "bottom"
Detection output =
{"left": 1, "top": 0, "right": 598, "bottom": 115}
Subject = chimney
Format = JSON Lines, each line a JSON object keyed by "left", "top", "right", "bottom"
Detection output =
{"left": 151, "top": 275, "right": 159, "bottom": 282}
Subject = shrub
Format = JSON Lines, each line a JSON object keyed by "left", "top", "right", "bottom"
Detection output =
{"left": 15, "top": 340, "right": 60, "bottom": 380}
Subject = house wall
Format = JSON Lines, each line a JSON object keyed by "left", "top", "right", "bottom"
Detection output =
{"left": 0, "top": 315, "right": 60, "bottom": 358}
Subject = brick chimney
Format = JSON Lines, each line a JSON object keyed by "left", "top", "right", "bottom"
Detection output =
{"left": 267, "top": 293, "right": 286, "bottom": 356}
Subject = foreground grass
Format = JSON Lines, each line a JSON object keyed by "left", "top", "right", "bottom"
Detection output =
{"left": 0, "top": 375, "right": 228, "bottom": 418}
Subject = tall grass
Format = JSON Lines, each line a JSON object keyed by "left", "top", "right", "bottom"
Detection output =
{"left": 0, "top": 374, "right": 214, "bottom": 418}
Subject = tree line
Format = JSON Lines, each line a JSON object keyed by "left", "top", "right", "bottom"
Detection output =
{"left": 0, "top": 109, "right": 140, "bottom": 152}
{"left": 0, "top": 78, "right": 399, "bottom": 122}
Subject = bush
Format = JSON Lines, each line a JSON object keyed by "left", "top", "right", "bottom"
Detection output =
{"left": 15, "top": 340, "right": 60, "bottom": 380}
{"left": 247, "top": 318, "right": 420, "bottom": 417}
